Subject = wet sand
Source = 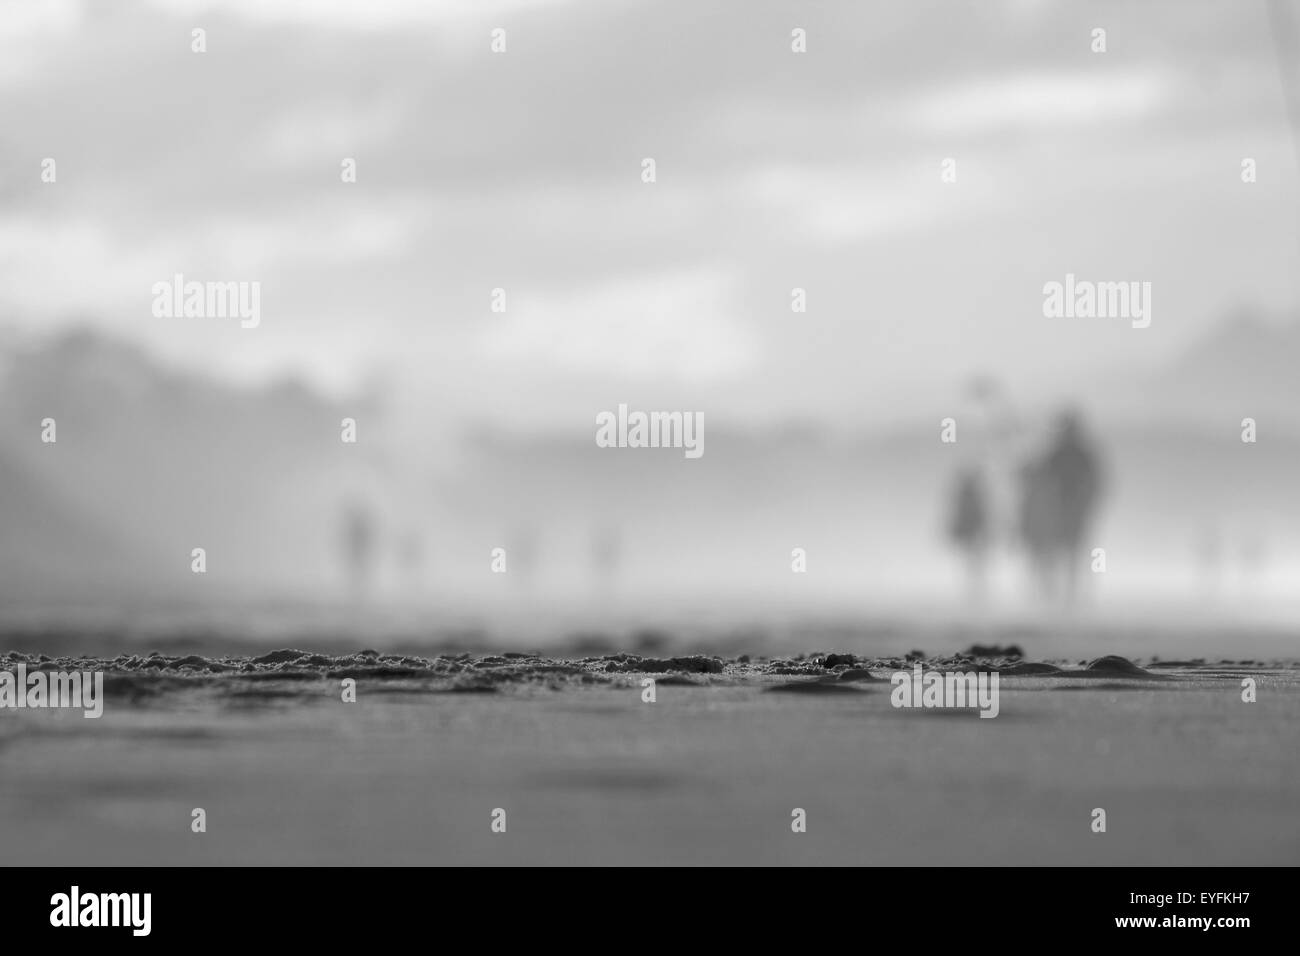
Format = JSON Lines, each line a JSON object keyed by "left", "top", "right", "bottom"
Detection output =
{"left": 1, "top": 648, "right": 1297, "bottom": 865}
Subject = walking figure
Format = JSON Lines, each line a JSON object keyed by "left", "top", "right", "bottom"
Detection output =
{"left": 947, "top": 467, "right": 991, "bottom": 601}
{"left": 1019, "top": 409, "right": 1104, "bottom": 603}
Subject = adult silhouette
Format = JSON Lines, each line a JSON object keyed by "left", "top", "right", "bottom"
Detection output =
{"left": 1020, "top": 409, "right": 1105, "bottom": 603}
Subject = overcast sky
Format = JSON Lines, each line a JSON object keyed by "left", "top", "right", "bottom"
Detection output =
{"left": 3, "top": 0, "right": 1299, "bottom": 433}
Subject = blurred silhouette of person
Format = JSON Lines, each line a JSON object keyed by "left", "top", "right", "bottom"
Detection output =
{"left": 341, "top": 500, "right": 376, "bottom": 598}
{"left": 947, "top": 467, "right": 991, "bottom": 601}
{"left": 1019, "top": 408, "right": 1105, "bottom": 603}
{"left": 1044, "top": 409, "right": 1104, "bottom": 601}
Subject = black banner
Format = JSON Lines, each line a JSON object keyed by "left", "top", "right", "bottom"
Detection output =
{"left": 0, "top": 866, "right": 1284, "bottom": 941}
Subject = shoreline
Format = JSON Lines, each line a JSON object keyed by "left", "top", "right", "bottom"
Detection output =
{"left": 3, "top": 647, "right": 1296, "bottom": 866}
{"left": 2, "top": 648, "right": 1295, "bottom": 702}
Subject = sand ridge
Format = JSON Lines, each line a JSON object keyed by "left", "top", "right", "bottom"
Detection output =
{"left": 1, "top": 647, "right": 1290, "bottom": 706}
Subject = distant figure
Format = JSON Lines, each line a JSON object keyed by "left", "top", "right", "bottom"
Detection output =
{"left": 1019, "top": 409, "right": 1105, "bottom": 603}
{"left": 342, "top": 501, "right": 376, "bottom": 597}
{"left": 947, "top": 468, "right": 991, "bottom": 601}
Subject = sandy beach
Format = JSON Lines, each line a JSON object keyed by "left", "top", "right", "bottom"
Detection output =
{"left": 2, "top": 643, "right": 1296, "bottom": 866}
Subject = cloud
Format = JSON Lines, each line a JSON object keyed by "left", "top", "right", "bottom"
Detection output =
{"left": 140, "top": 0, "right": 578, "bottom": 30}
{"left": 736, "top": 161, "right": 994, "bottom": 244}
{"left": 2, "top": 0, "right": 1294, "bottom": 428}
{"left": 909, "top": 69, "right": 1174, "bottom": 135}
{"left": 0, "top": 0, "right": 81, "bottom": 84}
{"left": 479, "top": 269, "right": 761, "bottom": 382}
{"left": 0, "top": 0, "right": 80, "bottom": 41}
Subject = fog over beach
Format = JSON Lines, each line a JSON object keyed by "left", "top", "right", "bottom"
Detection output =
{"left": 1, "top": 0, "right": 1299, "bottom": 876}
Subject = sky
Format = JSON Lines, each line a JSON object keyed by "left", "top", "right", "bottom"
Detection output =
{"left": 2, "top": 0, "right": 1299, "bottom": 437}
{"left": 3, "top": 0, "right": 1300, "bottom": 625}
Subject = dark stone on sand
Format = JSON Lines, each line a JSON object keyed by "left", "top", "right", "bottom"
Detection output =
{"left": 253, "top": 649, "right": 309, "bottom": 665}
{"left": 603, "top": 654, "right": 724, "bottom": 674}
{"left": 359, "top": 649, "right": 380, "bottom": 658}
{"left": 328, "top": 665, "right": 426, "bottom": 679}
{"left": 239, "top": 669, "right": 322, "bottom": 681}
{"left": 166, "top": 655, "right": 213, "bottom": 669}
{"left": 660, "top": 656, "right": 725, "bottom": 674}
{"left": 822, "top": 653, "right": 856, "bottom": 668}
{"left": 441, "top": 684, "right": 500, "bottom": 694}
{"left": 838, "top": 668, "right": 884, "bottom": 682}
{"left": 999, "top": 661, "right": 1061, "bottom": 675}
{"left": 655, "top": 675, "right": 700, "bottom": 686}
{"left": 1085, "top": 655, "right": 1149, "bottom": 676}
{"left": 1066, "top": 655, "right": 1170, "bottom": 680}
{"left": 766, "top": 680, "right": 864, "bottom": 694}
{"left": 769, "top": 663, "right": 824, "bottom": 675}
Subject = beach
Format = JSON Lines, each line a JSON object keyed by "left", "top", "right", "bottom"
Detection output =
{"left": 2, "top": 643, "right": 1296, "bottom": 866}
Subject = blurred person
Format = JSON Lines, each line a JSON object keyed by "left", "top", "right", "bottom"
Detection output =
{"left": 947, "top": 467, "right": 991, "bottom": 602}
{"left": 341, "top": 500, "right": 377, "bottom": 598}
{"left": 1019, "top": 408, "right": 1105, "bottom": 604}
